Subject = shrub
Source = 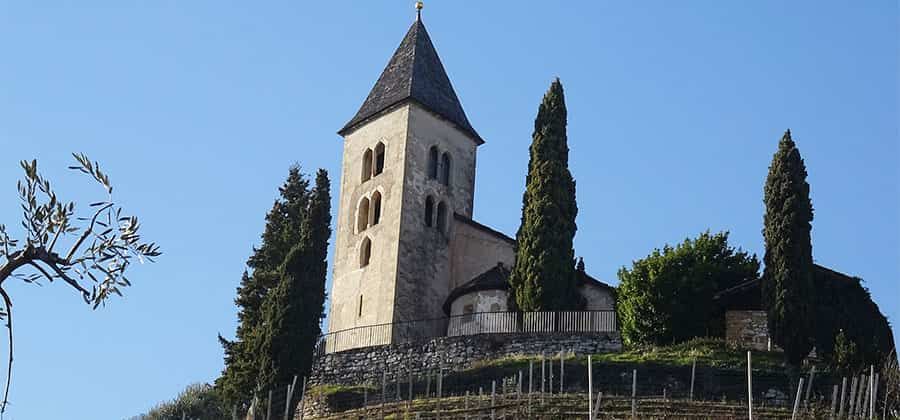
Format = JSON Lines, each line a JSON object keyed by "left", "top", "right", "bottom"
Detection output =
{"left": 132, "top": 383, "right": 227, "bottom": 420}
{"left": 617, "top": 231, "right": 759, "bottom": 345}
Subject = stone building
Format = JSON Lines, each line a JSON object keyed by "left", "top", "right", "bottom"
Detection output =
{"left": 327, "top": 13, "right": 615, "bottom": 349}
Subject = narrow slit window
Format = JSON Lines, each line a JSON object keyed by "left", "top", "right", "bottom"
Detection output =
{"left": 361, "top": 149, "right": 373, "bottom": 182}
{"left": 440, "top": 153, "right": 451, "bottom": 186}
{"left": 424, "top": 196, "right": 434, "bottom": 227}
{"left": 360, "top": 237, "right": 372, "bottom": 268}
{"left": 374, "top": 142, "right": 385, "bottom": 176}
{"left": 427, "top": 146, "right": 439, "bottom": 179}
{"left": 370, "top": 191, "right": 382, "bottom": 226}
{"left": 436, "top": 201, "right": 448, "bottom": 232}
{"left": 358, "top": 295, "right": 363, "bottom": 318}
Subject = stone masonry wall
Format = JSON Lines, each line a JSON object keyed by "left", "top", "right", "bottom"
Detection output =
{"left": 307, "top": 332, "right": 621, "bottom": 388}
{"left": 725, "top": 310, "right": 770, "bottom": 351}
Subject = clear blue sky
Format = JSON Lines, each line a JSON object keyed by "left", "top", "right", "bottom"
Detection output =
{"left": 1, "top": 2, "right": 897, "bottom": 419}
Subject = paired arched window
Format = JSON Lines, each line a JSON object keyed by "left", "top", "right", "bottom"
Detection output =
{"left": 357, "top": 197, "right": 370, "bottom": 233}
{"left": 440, "top": 153, "right": 451, "bottom": 186}
{"left": 424, "top": 196, "right": 449, "bottom": 232}
{"left": 370, "top": 191, "right": 382, "bottom": 226}
{"left": 359, "top": 237, "right": 372, "bottom": 268}
{"left": 424, "top": 196, "right": 434, "bottom": 227}
{"left": 436, "top": 201, "right": 448, "bottom": 232}
{"left": 361, "top": 142, "right": 386, "bottom": 183}
{"left": 357, "top": 192, "right": 382, "bottom": 232}
{"left": 374, "top": 142, "right": 385, "bottom": 176}
{"left": 427, "top": 146, "right": 439, "bottom": 180}
{"left": 361, "top": 149, "right": 373, "bottom": 183}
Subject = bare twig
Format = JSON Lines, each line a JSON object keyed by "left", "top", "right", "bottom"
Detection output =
{"left": 0, "top": 287, "right": 13, "bottom": 415}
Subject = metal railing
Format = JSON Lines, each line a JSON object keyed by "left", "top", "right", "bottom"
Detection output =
{"left": 316, "top": 310, "right": 616, "bottom": 355}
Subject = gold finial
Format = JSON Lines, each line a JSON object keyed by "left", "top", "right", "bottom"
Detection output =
{"left": 416, "top": 1, "right": 424, "bottom": 20}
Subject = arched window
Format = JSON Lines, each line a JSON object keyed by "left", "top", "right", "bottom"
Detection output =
{"left": 359, "top": 237, "right": 372, "bottom": 268}
{"left": 370, "top": 191, "right": 382, "bottom": 226}
{"left": 436, "top": 201, "right": 448, "bottom": 232}
{"left": 374, "top": 142, "right": 385, "bottom": 176}
{"left": 357, "top": 197, "right": 370, "bottom": 232}
{"left": 361, "top": 149, "right": 373, "bottom": 182}
{"left": 424, "top": 196, "right": 434, "bottom": 227}
{"left": 440, "top": 153, "right": 451, "bottom": 186}
{"left": 427, "top": 146, "right": 439, "bottom": 179}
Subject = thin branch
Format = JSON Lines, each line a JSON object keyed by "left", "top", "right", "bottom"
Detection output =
{"left": 46, "top": 222, "right": 64, "bottom": 253}
{"left": 64, "top": 203, "right": 112, "bottom": 263}
{"left": 39, "top": 259, "right": 90, "bottom": 300}
{"left": 0, "top": 287, "right": 12, "bottom": 415}
{"left": 25, "top": 262, "right": 53, "bottom": 284}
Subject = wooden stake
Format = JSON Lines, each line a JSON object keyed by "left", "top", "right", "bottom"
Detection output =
{"left": 869, "top": 366, "right": 875, "bottom": 419}
{"left": 839, "top": 376, "right": 847, "bottom": 418}
{"left": 690, "top": 358, "right": 696, "bottom": 402}
{"left": 848, "top": 376, "right": 858, "bottom": 417}
{"left": 830, "top": 384, "right": 838, "bottom": 419}
{"left": 528, "top": 359, "right": 533, "bottom": 416}
{"left": 265, "top": 389, "right": 273, "bottom": 420}
{"left": 631, "top": 369, "right": 637, "bottom": 419}
{"left": 560, "top": 351, "right": 565, "bottom": 393}
{"left": 541, "top": 354, "right": 545, "bottom": 405}
{"left": 491, "top": 380, "right": 497, "bottom": 420}
{"left": 593, "top": 391, "right": 603, "bottom": 420}
{"left": 298, "top": 377, "right": 308, "bottom": 420}
{"left": 588, "top": 355, "right": 593, "bottom": 420}
{"left": 284, "top": 375, "right": 298, "bottom": 420}
{"left": 791, "top": 378, "right": 804, "bottom": 420}
{"left": 804, "top": 366, "right": 815, "bottom": 408}
{"left": 747, "top": 351, "right": 753, "bottom": 420}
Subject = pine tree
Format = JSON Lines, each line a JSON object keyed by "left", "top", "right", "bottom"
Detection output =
{"left": 508, "top": 79, "right": 580, "bottom": 311}
{"left": 257, "top": 170, "right": 331, "bottom": 391}
{"left": 216, "top": 166, "right": 311, "bottom": 408}
{"left": 762, "top": 129, "right": 815, "bottom": 367}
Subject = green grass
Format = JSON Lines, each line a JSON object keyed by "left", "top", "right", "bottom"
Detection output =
{"left": 592, "top": 337, "right": 785, "bottom": 371}
{"left": 467, "top": 337, "right": 787, "bottom": 373}
{"left": 306, "top": 383, "right": 375, "bottom": 397}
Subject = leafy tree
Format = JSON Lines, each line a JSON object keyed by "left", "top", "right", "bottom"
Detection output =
{"left": 131, "top": 383, "right": 227, "bottom": 420}
{"left": 0, "top": 155, "right": 160, "bottom": 413}
{"left": 216, "top": 166, "right": 311, "bottom": 409}
{"left": 761, "top": 129, "right": 815, "bottom": 367}
{"left": 257, "top": 170, "right": 331, "bottom": 392}
{"left": 617, "top": 231, "right": 759, "bottom": 345}
{"left": 509, "top": 78, "right": 580, "bottom": 311}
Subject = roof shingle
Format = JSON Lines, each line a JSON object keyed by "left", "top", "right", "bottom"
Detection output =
{"left": 338, "top": 19, "right": 483, "bottom": 144}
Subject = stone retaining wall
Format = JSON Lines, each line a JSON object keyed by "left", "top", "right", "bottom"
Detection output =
{"left": 309, "top": 332, "right": 621, "bottom": 387}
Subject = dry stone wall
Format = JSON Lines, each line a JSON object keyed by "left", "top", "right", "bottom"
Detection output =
{"left": 725, "top": 310, "right": 770, "bottom": 351}
{"left": 308, "top": 332, "right": 621, "bottom": 388}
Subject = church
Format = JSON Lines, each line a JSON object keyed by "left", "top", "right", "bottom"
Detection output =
{"left": 325, "top": 8, "right": 616, "bottom": 350}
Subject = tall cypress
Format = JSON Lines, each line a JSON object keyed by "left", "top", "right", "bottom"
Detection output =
{"left": 217, "top": 166, "right": 311, "bottom": 408}
{"left": 762, "top": 129, "right": 815, "bottom": 366}
{"left": 508, "top": 79, "right": 580, "bottom": 311}
{"left": 257, "top": 169, "right": 331, "bottom": 391}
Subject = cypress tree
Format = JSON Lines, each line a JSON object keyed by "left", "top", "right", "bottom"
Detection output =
{"left": 216, "top": 166, "right": 311, "bottom": 408}
{"left": 762, "top": 129, "right": 815, "bottom": 367}
{"left": 508, "top": 79, "right": 580, "bottom": 311}
{"left": 257, "top": 169, "right": 331, "bottom": 391}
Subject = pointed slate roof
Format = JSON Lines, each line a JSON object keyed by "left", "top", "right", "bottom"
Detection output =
{"left": 339, "top": 18, "right": 483, "bottom": 144}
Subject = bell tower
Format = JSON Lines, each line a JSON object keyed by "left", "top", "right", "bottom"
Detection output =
{"left": 327, "top": 8, "right": 483, "bottom": 346}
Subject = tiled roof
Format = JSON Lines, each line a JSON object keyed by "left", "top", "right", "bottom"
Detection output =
{"left": 338, "top": 19, "right": 483, "bottom": 144}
